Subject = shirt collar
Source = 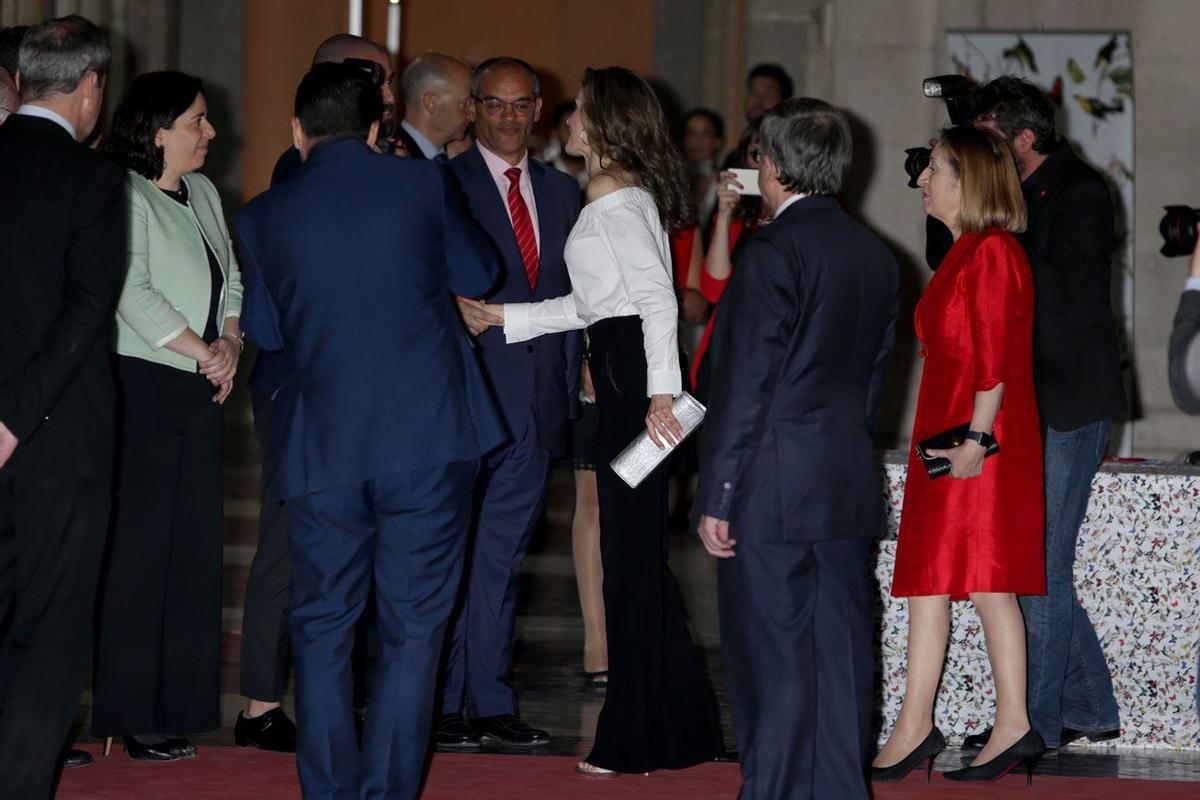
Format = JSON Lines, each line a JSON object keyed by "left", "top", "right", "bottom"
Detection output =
{"left": 400, "top": 120, "right": 441, "bottom": 160}
{"left": 773, "top": 191, "right": 811, "bottom": 218}
{"left": 477, "top": 140, "right": 530, "bottom": 183}
{"left": 16, "top": 104, "right": 77, "bottom": 140}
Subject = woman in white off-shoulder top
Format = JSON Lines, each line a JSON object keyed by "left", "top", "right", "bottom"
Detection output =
{"left": 476, "top": 67, "right": 724, "bottom": 777}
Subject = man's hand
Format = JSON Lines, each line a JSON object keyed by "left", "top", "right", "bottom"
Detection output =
{"left": 456, "top": 296, "right": 495, "bottom": 336}
{"left": 697, "top": 515, "right": 736, "bottom": 558}
{"left": 0, "top": 420, "right": 18, "bottom": 469}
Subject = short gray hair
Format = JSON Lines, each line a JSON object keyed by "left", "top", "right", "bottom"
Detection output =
{"left": 470, "top": 56, "right": 539, "bottom": 99}
{"left": 759, "top": 97, "right": 852, "bottom": 196}
{"left": 401, "top": 51, "right": 470, "bottom": 107}
{"left": 18, "top": 15, "right": 109, "bottom": 102}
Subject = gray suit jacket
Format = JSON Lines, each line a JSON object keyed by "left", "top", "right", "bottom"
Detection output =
{"left": 1168, "top": 290, "right": 1200, "bottom": 414}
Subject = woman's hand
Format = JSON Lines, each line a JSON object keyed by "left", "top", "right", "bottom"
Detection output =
{"left": 925, "top": 440, "right": 987, "bottom": 479}
{"left": 716, "top": 170, "right": 741, "bottom": 218}
{"left": 213, "top": 379, "right": 233, "bottom": 404}
{"left": 581, "top": 361, "right": 595, "bottom": 403}
{"left": 455, "top": 297, "right": 504, "bottom": 336}
{"left": 201, "top": 335, "right": 239, "bottom": 385}
{"left": 645, "top": 394, "right": 683, "bottom": 449}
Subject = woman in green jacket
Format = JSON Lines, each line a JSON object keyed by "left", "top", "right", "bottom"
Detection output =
{"left": 92, "top": 71, "right": 242, "bottom": 762}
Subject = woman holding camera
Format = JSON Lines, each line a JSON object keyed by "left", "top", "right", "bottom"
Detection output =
{"left": 474, "top": 66, "right": 724, "bottom": 777}
{"left": 872, "top": 126, "right": 1045, "bottom": 784}
{"left": 91, "top": 71, "right": 241, "bottom": 761}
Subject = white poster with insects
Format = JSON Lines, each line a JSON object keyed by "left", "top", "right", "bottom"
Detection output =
{"left": 946, "top": 31, "right": 1134, "bottom": 455}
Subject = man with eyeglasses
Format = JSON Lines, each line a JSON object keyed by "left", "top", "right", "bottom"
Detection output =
{"left": 437, "top": 56, "right": 582, "bottom": 750}
{"left": 395, "top": 51, "right": 471, "bottom": 160}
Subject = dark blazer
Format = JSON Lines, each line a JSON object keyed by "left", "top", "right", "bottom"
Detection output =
{"left": 0, "top": 115, "right": 127, "bottom": 482}
{"left": 448, "top": 145, "right": 582, "bottom": 458}
{"left": 393, "top": 123, "right": 427, "bottom": 160}
{"left": 236, "top": 138, "right": 504, "bottom": 499}
{"left": 929, "top": 139, "right": 1127, "bottom": 430}
{"left": 1169, "top": 290, "right": 1200, "bottom": 415}
{"left": 695, "top": 195, "right": 899, "bottom": 543}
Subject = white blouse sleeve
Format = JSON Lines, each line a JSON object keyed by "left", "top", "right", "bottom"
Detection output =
{"left": 604, "top": 204, "right": 681, "bottom": 397}
{"left": 503, "top": 293, "right": 586, "bottom": 343}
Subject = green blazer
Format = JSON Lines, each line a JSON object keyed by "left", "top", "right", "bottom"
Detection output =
{"left": 114, "top": 170, "right": 243, "bottom": 372}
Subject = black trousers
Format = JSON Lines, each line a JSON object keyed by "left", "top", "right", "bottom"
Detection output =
{"left": 719, "top": 538, "right": 875, "bottom": 800}
{"left": 585, "top": 316, "right": 723, "bottom": 773}
{"left": 240, "top": 387, "right": 291, "bottom": 702}
{"left": 0, "top": 472, "right": 109, "bottom": 798}
{"left": 91, "top": 357, "right": 223, "bottom": 736}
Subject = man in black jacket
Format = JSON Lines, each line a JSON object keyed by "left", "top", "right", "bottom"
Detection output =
{"left": 696, "top": 98, "right": 898, "bottom": 800}
{"left": 957, "top": 76, "right": 1126, "bottom": 754}
{"left": 0, "top": 16, "right": 125, "bottom": 797}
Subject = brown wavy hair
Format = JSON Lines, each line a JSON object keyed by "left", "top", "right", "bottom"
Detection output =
{"left": 580, "top": 67, "right": 694, "bottom": 230}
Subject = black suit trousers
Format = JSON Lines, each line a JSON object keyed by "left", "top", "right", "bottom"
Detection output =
{"left": 0, "top": 471, "right": 109, "bottom": 798}
{"left": 719, "top": 537, "right": 874, "bottom": 800}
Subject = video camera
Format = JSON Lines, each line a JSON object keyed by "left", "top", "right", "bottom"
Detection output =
{"left": 904, "top": 75, "right": 977, "bottom": 188}
{"left": 1159, "top": 206, "right": 1200, "bottom": 257}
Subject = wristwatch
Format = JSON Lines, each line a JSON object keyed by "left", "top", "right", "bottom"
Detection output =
{"left": 963, "top": 430, "right": 995, "bottom": 449}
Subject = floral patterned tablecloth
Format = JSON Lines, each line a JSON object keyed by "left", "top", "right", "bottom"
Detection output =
{"left": 875, "top": 462, "right": 1200, "bottom": 749}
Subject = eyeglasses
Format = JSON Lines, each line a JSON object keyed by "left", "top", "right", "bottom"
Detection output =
{"left": 474, "top": 96, "right": 536, "bottom": 117}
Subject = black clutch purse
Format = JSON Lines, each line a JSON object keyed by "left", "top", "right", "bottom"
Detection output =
{"left": 915, "top": 423, "right": 999, "bottom": 479}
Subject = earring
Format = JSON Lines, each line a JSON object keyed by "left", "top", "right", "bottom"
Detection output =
{"left": 579, "top": 130, "right": 588, "bottom": 145}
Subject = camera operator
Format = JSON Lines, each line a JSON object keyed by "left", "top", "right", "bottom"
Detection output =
{"left": 1169, "top": 242, "right": 1200, "bottom": 414}
{"left": 933, "top": 76, "right": 1127, "bottom": 757}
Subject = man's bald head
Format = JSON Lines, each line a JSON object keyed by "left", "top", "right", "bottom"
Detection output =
{"left": 399, "top": 52, "right": 472, "bottom": 150}
{"left": 313, "top": 33, "right": 386, "bottom": 66}
{"left": 310, "top": 33, "right": 394, "bottom": 126}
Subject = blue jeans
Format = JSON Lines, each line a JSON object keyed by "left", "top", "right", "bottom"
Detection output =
{"left": 1018, "top": 420, "right": 1120, "bottom": 746}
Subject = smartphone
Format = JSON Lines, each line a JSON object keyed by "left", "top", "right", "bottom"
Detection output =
{"left": 728, "top": 168, "right": 761, "bottom": 196}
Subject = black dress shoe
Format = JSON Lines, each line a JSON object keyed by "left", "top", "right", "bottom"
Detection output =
{"left": 122, "top": 736, "right": 193, "bottom": 762}
{"left": 235, "top": 708, "right": 297, "bottom": 753}
{"left": 944, "top": 729, "right": 1045, "bottom": 785}
{"left": 870, "top": 728, "right": 946, "bottom": 783}
{"left": 1059, "top": 726, "right": 1121, "bottom": 748}
{"left": 435, "top": 713, "right": 481, "bottom": 749}
{"left": 474, "top": 714, "right": 549, "bottom": 747}
{"left": 961, "top": 726, "right": 991, "bottom": 750}
{"left": 60, "top": 748, "right": 93, "bottom": 769}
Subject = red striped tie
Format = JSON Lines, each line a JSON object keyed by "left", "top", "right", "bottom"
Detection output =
{"left": 504, "top": 167, "right": 539, "bottom": 291}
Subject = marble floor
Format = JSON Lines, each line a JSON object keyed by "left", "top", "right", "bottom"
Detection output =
{"left": 72, "top": 402, "right": 1200, "bottom": 785}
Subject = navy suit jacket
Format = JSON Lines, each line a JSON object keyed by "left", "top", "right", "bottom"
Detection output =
{"left": 695, "top": 195, "right": 899, "bottom": 543}
{"left": 237, "top": 138, "right": 504, "bottom": 500}
{"left": 448, "top": 146, "right": 582, "bottom": 458}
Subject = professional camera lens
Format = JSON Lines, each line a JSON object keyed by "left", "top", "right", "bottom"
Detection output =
{"left": 1159, "top": 205, "right": 1200, "bottom": 257}
{"left": 904, "top": 146, "right": 931, "bottom": 189}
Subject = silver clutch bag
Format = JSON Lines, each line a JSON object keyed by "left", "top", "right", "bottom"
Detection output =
{"left": 610, "top": 392, "right": 706, "bottom": 488}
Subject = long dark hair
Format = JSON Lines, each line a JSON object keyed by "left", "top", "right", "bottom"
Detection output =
{"left": 580, "top": 67, "right": 694, "bottom": 230}
{"left": 108, "top": 70, "right": 202, "bottom": 179}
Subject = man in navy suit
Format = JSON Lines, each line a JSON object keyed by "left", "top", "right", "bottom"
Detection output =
{"left": 439, "top": 57, "right": 582, "bottom": 749}
{"left": 695, "top": 98, "right": 899, "bottom": 799}
{"left": 237, "top": 63, "right": 503, "bottom": 800}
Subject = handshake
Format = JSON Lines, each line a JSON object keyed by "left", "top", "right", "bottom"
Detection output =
{"left": 455, "top": 297, "right": 505, "bottom": 336}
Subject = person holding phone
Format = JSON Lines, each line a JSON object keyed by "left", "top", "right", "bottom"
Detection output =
{"left": 690, "top": 118, "right": 767, "bottom": 400}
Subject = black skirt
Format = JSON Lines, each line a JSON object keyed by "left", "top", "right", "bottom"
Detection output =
{"left": 584, "top": 315, "right": 723, "bottom": 772}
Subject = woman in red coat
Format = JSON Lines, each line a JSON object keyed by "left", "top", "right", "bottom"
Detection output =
{"left": 872, "top": 126, "right": 1047, "bottom": 784}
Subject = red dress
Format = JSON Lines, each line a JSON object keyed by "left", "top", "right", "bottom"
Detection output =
{"left": 892, "top": 229, "right": 1045, "bottom": 598}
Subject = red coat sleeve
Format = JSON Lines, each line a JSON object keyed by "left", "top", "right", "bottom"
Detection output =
{"left": 964, "top": 231, "right": 1033, "bottom": 392}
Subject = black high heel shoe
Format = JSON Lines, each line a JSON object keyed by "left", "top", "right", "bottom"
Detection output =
{"left": 122, "top": 736, "right": 191, "bottom": 761}
{"left": 870, "top": 727, "right": 946, "bottom": 783}
{"left": 943, "top": 729, "right": 1045, "bottom": 785}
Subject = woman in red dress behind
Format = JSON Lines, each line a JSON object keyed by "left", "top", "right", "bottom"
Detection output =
{"left": 872, "top": 126, "right": 1047, "bottom": 784}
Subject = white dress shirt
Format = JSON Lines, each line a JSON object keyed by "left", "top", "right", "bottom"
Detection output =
{"left": 16, "top": 103, "right": 77, "bottom": 139}
{"left": 503, "top": 186, "right": 681, "bottom": 397}
{"left": 1185, "top": 276, "right": 1200, "bottom": 293}
{"left": 477, "top": 141, "right": 540, "bottom": 253}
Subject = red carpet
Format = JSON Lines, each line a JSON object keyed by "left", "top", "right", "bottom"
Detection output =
{"left": 54, "top": 745, "right": 1197, "bottom": 799}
